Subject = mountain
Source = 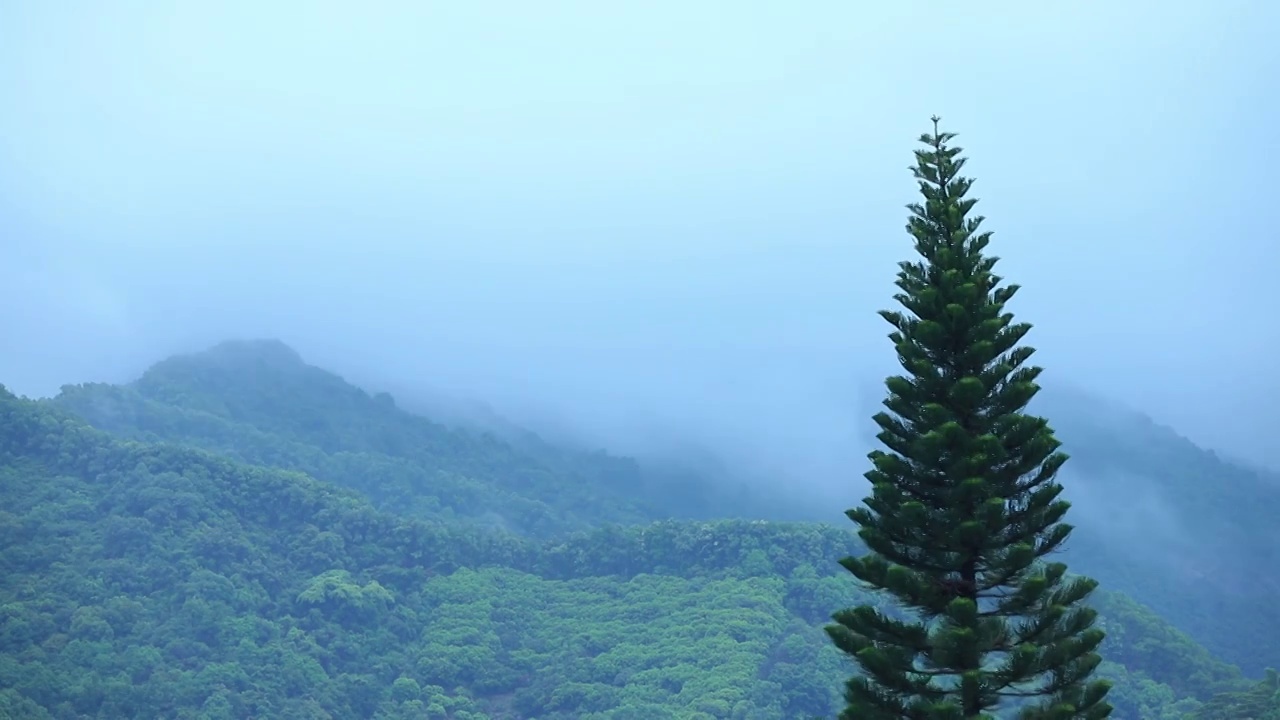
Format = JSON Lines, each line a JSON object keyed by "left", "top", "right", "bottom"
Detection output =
{"left": 1032, "top": 386, "right": 1280, "bottom": 674}
{"left": 0, "top": 383, "right": 1263, "bottom": 719}
{"left": 49, "top": 340, "right": 1280, "bottom": 676}
{"left": 50, "top": 339, "right": 810, "bottom": 540}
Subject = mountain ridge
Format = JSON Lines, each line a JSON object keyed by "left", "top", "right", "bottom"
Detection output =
{"left": 44, "top": 339, "right": 1280, "bottom": 675}
{"left": 0, "top": 383, "right": 1262, "bottom": 718}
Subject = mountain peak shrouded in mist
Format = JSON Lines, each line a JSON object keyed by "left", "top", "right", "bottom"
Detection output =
{"left": 54, "top": 339, "right": 821, "bottom": 535}
{"left": 139, "top": 338, "right": 327, "bottom": 395}
{"left": 200, "top": 338, "right": 306, "bottom": 365}
{"left": 33, "top": 340, "right": 1280, "bottom": 675}
{"left": 2, "top": 380, "right": 1264, "bottom": 717}
{"left": 4, "top": 2, "right": 1279, "bottom": 471}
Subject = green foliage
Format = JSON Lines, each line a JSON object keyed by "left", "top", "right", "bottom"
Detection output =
{"left": 1044, "top": 395, "right": 1280, "bottom": 675}
{"left": 48, "top": 338, "right": 1280, "bottom": 676}
{"left": 296, "top": 570, "right": 395, "bottom": 622}
{"left": 0, "top": 341, "right": 1260, "bottom": 719}
{"left": 827, "top": 120, "right": 1110, "bottom": 718}
{"left": 51, "top": 340, "right": 793, "bottom": 539}
{"left": 1089, "top": 593, "right": 1240, "bottom": 701}
{"left": 0, "top": 388, "right": 855, "bottom": 718}
{"left": 1188, "top": 669, "right": 1280, "bottom": 719}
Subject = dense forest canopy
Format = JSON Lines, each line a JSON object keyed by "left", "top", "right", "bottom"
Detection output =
{"left": 0, "top": 336, "right": 1276, "bottom": 718}
{"left": 49, "top": 338, "right": 1280, "bottom": 672}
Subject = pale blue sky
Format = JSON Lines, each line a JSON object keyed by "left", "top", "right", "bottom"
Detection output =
{"left": 3, "top": 1, "right": 1279, "bottom": 474}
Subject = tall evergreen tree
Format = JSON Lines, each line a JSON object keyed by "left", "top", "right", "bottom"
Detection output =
{"left": 825, "top": 118, "right": 1112, "bottom": 720}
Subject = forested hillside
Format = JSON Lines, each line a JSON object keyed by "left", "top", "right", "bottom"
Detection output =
{"left": 0, "top": 342, "right": 1275, "bottom": 718}
{"left": 0, "top": 387, "right": 1264, "bottom": 719}
{"left": 1038, "top": 388, "right": 1280, "bottom": 674}
{"left": 51, "top": 340, "right": 1280, "bottom": 674}
{"left": 51, "top": 340, "right": 804, "bottom": 539}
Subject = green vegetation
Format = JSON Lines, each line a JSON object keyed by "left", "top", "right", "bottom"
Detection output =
{"left": 1188, "top": 670, "right": 1280, "bottom": 719}
{"left": 1041, "top": 393, "right": 1280, "bottom": 675}
{"left": 49, "top": 339, "right": 1280, "bottom": 677}
{"left": 52, "top": 339, "right": 795, "bottom": 540}
{"left": 5, "top": 167, "right": 1278, "bottom": 719}
{"left": 828, "top": 120, "right": 1109, "bottom": 718}
{"left": 0, "top": 336, "right": 1270, "bottom": 718}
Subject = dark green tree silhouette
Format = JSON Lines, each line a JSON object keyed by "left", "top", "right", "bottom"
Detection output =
{"left": 826, "top": 118, "right": 1112, "bottom": 720}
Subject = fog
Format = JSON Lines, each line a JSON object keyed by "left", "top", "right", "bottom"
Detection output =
{"left": 3, "top": 1, "right": 1279, "bottom": 490}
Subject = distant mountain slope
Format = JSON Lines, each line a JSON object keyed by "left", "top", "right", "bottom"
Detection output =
{"left": 50, "top": 340, "right": 801, "bottom": 538}
{"left": 1032, "top": 387, "right": 1280, "bottom": 675}
{"left": 0, "top": 387, "right": 1250, "bottom": 718}
{"left": 45, "top": 340, "right": 1280, "bottom": 674}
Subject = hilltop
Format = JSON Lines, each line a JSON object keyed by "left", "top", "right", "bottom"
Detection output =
{"left": 51, "top": 339, "right": 809, "bottom": 539}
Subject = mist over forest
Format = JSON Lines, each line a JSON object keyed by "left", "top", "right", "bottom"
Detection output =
{"left": 4, "top": 2, "right": 1279, "bottom": 476}
{"left": 3, "top": 2, "right": 1279, "bottom": 719}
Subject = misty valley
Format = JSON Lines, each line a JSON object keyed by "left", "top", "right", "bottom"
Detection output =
{"left": 1, "top": 335, "right": 1277, "bottom": 719}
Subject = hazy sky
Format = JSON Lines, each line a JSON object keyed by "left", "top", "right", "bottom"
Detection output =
{"left": 3, "top": 1, "right": 1279, "bottom": 474}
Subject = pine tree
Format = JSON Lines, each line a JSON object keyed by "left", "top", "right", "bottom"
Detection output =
{"left": 825, "top": 118, "right": 1112, "bottom": 720}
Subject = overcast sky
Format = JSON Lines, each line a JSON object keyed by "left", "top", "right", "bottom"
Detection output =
{"left": 3, "top": 1, "right": 1278, "bottom": 477}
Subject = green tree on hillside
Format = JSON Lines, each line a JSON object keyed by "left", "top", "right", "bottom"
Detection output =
{"left": 1191, "top": 668, "right": 1280, "bottom": 719}
{"left": 826, "top": 118, "right": 1112, "bottom": 719}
